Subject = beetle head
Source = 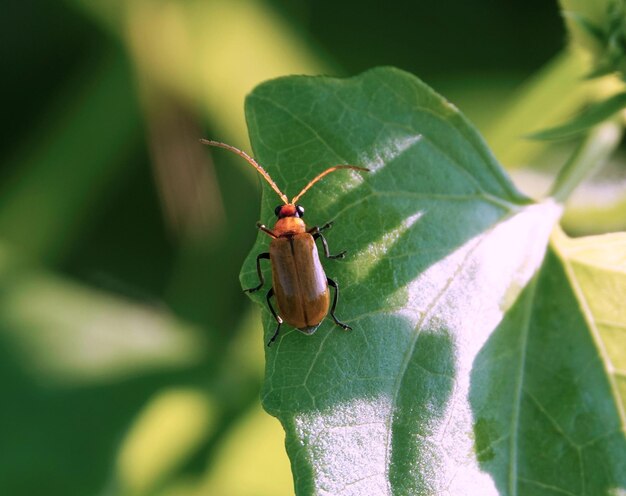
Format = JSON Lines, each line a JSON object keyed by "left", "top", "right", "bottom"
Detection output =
{"left": 275, "top": 204, "right": 304, "bottom": 219}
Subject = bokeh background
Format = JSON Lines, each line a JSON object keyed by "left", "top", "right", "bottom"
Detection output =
{"left": 3, "top": 0, "right": 608, "bottom": 495}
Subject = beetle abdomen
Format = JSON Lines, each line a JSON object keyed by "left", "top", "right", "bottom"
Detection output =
{"left": 270, "top": 233, "right": 330, "bottom": 332}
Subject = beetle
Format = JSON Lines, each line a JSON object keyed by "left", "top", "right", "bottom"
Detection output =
{"left": 201, "top": 139, "right": 369, "bottom": 346}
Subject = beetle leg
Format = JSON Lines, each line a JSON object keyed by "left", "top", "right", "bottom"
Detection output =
{"left": 307, "top": 221, "right": 333, "bottom": 235}
{"left": 256, "top": 222, "right": 277, "bottom": 238}
{"left": 313, "top": 232, "right": 346, "bottom": 259}
{"left": 310, "top": 222, "right": 345, "bottom": 259}
{"left": 327, "top": 277, "right": 351, "bottom": 331}
{"left": 244, "top": 252, "right": 270, "bottom": 293}
{"left": 266, "top": 288, "right": 283, "bottom": 347}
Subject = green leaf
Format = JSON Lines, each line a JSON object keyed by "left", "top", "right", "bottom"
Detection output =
{"left": 240, "top": 67, "right": 626, "bottom": 494}
{"left": 559, "top": 0, "right": 626, "bottom": 80}
{"left": 553, "top": 229, "right": 626, "bottom": 417}
{"left": 549, "top": 121, "right": 623, "bottom": 203}
{"left": 471, "top": 231, "right": 626, "bottom": 495}
{"left": 528, "top": 92, "right": 626, "bottom": 141}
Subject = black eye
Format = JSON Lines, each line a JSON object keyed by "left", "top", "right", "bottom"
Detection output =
{"left": 274, "top": 205, "right": 282, "bottom": 217}
{"left": 296, "top": 205, "right": 305, "bottom": 217}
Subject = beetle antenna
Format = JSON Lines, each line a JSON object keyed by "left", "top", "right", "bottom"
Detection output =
{"left": 200, "top": 139, "right": 289, "bottom": 204}
{"left": 291, "top": 165, "right": 370, "bottom": 204}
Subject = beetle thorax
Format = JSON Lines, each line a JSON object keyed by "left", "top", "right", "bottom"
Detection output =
{"left": 273, "top": 216, "right": 306, "bottom": 237}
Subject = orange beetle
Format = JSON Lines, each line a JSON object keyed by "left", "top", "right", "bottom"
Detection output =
{"left": 201, "top": 139, "right": 368, "bottom": 346}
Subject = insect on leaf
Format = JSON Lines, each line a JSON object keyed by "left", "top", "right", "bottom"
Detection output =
{"left": 241, "top": 67, "right": 626, "bottom": 495}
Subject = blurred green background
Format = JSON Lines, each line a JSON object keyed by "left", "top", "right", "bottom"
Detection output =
{"left": 0, "top": 0, "right": 594, "bottom": 495}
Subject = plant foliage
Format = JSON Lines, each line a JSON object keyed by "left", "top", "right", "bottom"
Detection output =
{"left": 242, "top": 67, "right": 626, "bottom": 495}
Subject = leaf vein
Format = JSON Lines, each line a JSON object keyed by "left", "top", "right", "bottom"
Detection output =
{"left": 383, "top": 229, "right": 488, "bottom": 489}
{"left": 249, "top": 94, "right": 348, "bottom": 164}
{"left": 556, "top": 250, "right": 626, "bottom": 429}
{"left": 524, "top": 388, "right": 579, "bottom": 448}
{"left": 509, "top": 273, "right": 539, "bottom": 496}
{"left": 518, "top": 476, "right": 578, "bottom": 496}
{"left": 370, "top": 70, "right": 522, "bottom": 202}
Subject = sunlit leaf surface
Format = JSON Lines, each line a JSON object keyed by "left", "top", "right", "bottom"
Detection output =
{"left": 471, "top": 235, "right": 626, "bottom": 495}
{"left": 554, "top": 229, "right": 626, "bottom": 421}
{"left": 240, "top": 67, "right": 626, "bottom": 495}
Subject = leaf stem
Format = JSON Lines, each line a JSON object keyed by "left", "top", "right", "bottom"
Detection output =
{"left": 549, "top": 120, "right": 623, "bottom": 203}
